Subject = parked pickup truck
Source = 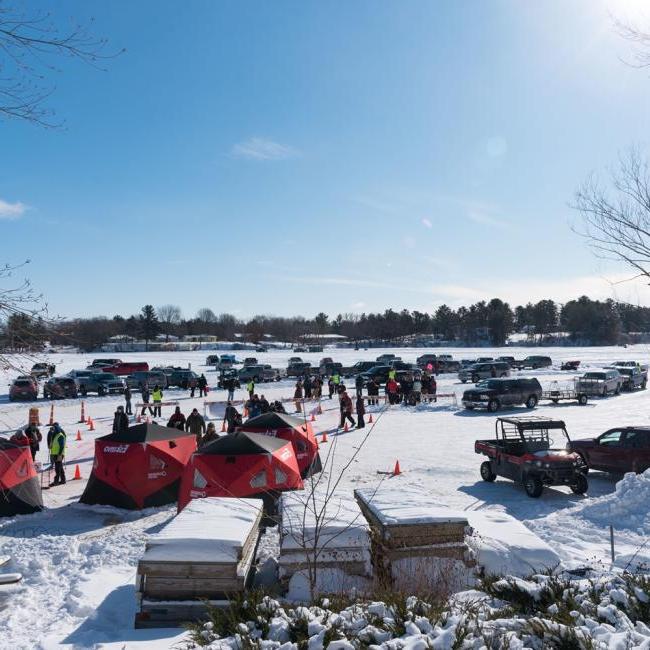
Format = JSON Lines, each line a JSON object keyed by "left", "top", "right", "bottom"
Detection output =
{"left": 512, "top": 356, "right": 552, "bottom": 370}
{"left": 475, "top": 417, "right": 588, "bottom": 498}
{"left": 343, "top": 361, "right": 378, "bottom": 376}
{"left": 462, "top": 378, "right": 542, "bottom": 412}
{"left": 613, "top": 366, "right": 647, "bottom": 391}
{"left": 570, "top": 427, "right": 650, "bottom": 474}
{"left": 30, "top": 362, "right": 55, "bottom": 379}
{"left": 458, "top": 362, "right": 510, "bottom": 384}
{"left": 78, "top": 372, "right": 125, "bottom": 396}
{"left": 319, "top": 361, "right": 343, "bottom": 377}
{"left": 238, "top": 365, "right": 280, "bottom": 383}
{"left": 100, "top": 361, "right": 149, "bottom": 376}
{"left": 576, "top": 369, "right": 623, "bottom": 397}
{"left": 287, "top": 362, "right": 312, "bottom": 377}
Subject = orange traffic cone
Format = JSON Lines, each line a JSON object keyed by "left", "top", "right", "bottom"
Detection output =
{"left": 369, "top": 414, "right": 374, "bottom": 424}
{"left": 221, "top": 420, "right": 226, "bottom": 432}
{"left": 310, "top": 413, "right": 316, "bottom": 422}
{"left": 88, "top": 417, "right": 95, "bottom": 431}
{"left": 344, "top": 422, "right": 349, "bottom": 432}
{"left": 79, "top": 401, "right": 86, "bottom": 423}
{"left": 76, "top": 430, "right": 82, "bottom": 441}
{"left": 73, "top": 464, "right": 82, "bottom": 480}
{"left": 393, "top": 460, "right": 401, "bottom": 476}
{"left": 48, "top": 404, "right": 54, "bottom": 426}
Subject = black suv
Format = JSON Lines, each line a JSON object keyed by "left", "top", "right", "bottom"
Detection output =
{"left": 462, "top": 378, "right": 543, "bottom": 412}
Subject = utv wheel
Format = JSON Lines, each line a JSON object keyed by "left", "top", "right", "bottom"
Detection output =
{"left": 578, "top": 394, "right": 588, "bottom": 405}
{"left": 524, "top": 475, "right": 543, "bottom": 498}
{"left": 487, "top": 399, "right": 499, "bottom": 412}
{"left": 570, "top": 474, "right": 588, "bottom": 495}
{"left": 480, "top": 461, "right": 496, "bottom": 482}
{"left": 525, "top": 395, "right": 538, "bottom": 409}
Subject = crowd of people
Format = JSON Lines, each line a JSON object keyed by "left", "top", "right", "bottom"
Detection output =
{"left": 10, "top": 421, "right": 67, "bottom": 486}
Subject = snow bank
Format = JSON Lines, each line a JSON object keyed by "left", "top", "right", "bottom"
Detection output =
{"left": 466, "top": 510, "right": 561, "bottom": 577}
{"left": 144, "top": 497, "right": 262, "bottom": 563}
{"left": 578, "top": 469, "right": 650, "bottom": 534}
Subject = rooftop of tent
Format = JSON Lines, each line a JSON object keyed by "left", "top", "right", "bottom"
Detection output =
{"left": 238, "top": 412, "right": 311, "bottom": 431}
{"left": 199, "top": 430, "right": 290, "bottom": 455}
{"left": 99, "top": 422, "right": 195, "bottom": 443}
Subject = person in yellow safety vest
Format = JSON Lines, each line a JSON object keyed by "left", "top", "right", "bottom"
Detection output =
{"left": 331, "top": 372, "right": 340, "bottom": 386}
{"left": 152, "top": 385, "right": 163, "bottom": 418}
{"left": 388, "top": 368, "right": 397, "bottom": 381}
{"left": 246, "top": 380, "right": 255, "bottom": 399}
{"left": 49, "top": 424, "right": 67, "bottom": 486}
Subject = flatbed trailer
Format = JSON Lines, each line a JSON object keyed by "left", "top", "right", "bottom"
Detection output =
{"left": 540, "top": 388, "right": 588, "bottom": 405}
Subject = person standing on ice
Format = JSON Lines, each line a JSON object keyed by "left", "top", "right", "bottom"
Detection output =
{"left": 224, "top": 401, "right": 241, "bottom": 433}
{"left": 259, "top": 394, "right": 270, "bottom": 413}
{"left": 141, "top": 384, "right": 153, "bottom": 417}
{"left": 185, "top": 408, "right": 206, "bottom": 445}
{"left": 152, "top": 385, "right": 163, "bottom": 418}
{"left": 198, "top": 374, "right": 208, "bottom": 398}
{"left": 356, "top": 394, "right": 366, "bottom": 429}
{"left": 430, "top": 375, "right": 437, "bottom": 402}
{"left": 294, "top": 379, "right": 303, "bottom": 413}
{"left": 167, "top": 406, "right": 186, "bottom": 430}
{"left": 366, "top": 378, "right": 379, "bottom": 405}
{"left": 124, "top": 385, "right": 133, "bottom": 416}
{"left": 201, "top": 422, "right": 219, "bottom": 447}
{"left": 303, "top": 374, "right": 313, "bottom": 399}
{"left": 339, "top": 388, "right": 355, "bottom": 429}
{"left": 386, "top": 377, "right": 399, "bottom": 405}
{"left": 48, "top": 423, "right": 67, "bottom": 486}
{"left": 24, "top": 422, "right": 42, "bottom": 461}
{"left": 246, "top": 379, "right": 255, "bottom": 399}
{"left": 327, "top": 377, "right": 335, "bottom": 399}
{"left": 331, "top": 371, "right": 341, "bottom": 391}
{"left": 355, "top": 373, "right": 364, "bottom": 397}
{"left": 112, "top": 406, "right": 129, "bottom": 436}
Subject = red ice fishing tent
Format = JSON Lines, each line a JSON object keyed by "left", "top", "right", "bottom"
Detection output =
{"left": 237, "top": 412, "right": 322, "bottom": 478}
{"left": 79, "top": 422, "right": 197, "bottom": 510}
{"left": 0, "top": 439, "right": 43, "bottom": 516}
{"left": 178, "top": 431, "right": 303, "bottom": 511}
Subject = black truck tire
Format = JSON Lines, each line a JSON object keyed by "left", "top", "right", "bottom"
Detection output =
{"left": 570, "top": 474, "right": 588, "bottom": 494}
{"left": 480, "top": 461, "right": 496, "bottom": 482}
{"left": 525, "top": 395, "right": 538, "bottom": 409}
{"left": 471, "top": 374, "right": 479, "bottom": 384}
{"left": 578, "top": 394, "right": 588, "bottom": 405}
{"left": 487, "top": 399, "right": 499, "bottom": 412}
{"left": 524, "top": 474, "right": 543, "bottom": 498}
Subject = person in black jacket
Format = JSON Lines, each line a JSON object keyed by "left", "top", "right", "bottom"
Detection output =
{"left": 224, "top": 402, "right": 241, "bottom": 433}
{"left": 259, "top": 395, "right": 270, "bottom": 413}
{"left": 355, "top": 374, "right": 364, "bottom": 397}
{"left": 124, "top": 385, "right": 133, "bottom": 415}
{"left": 198, "top": 374, "right": 208, "bottom": 398}
{"left": 366, "top": 378, "right": 379, "bottom": 405}
{"left": 356, "top": 394, "right": 366, "bottom": 429}
{"left": 112, "top": 406, "right": 129, "bottom": 436}
{"left": 24, "top": 423, "right": 42, "bottom": 461}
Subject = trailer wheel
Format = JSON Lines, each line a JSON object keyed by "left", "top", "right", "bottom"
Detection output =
{"left": 578, "top": 394, "right": 588, "bottom": 405}
{"left": 525, "top": 395, "right": 538, "bottom": 409}
{"left": 480, "top": 461, "right": 496, "bottom": 482}
{"left": 570, "top": 474, "right": 588, "bottom": 495}
{"left": 524, "top": 475, "right": 543, "bottom": 498}
{"left": 487, "top": 399, "right": 499, "bottom": 412}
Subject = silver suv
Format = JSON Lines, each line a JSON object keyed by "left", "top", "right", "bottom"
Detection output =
{"left": 458, "top": 361, "right": 510, "bottom": 384}
{"left": 576, "top": 369, "right": 623, "bottom": 396}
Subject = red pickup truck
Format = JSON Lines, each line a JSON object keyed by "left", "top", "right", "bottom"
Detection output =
{"left": 570, "top": 427, "right": 650, "bottom": 474}
{"left": 100, "top": 361, "right": 149, "bottom": 376}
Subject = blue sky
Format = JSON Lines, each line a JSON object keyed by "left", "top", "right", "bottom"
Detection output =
{"left": 3, "top": 0, "right": 650, "bottom": 320}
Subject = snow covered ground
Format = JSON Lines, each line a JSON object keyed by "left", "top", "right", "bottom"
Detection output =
{"left": 0, "top": 345, "right": 649, "bottom": 649}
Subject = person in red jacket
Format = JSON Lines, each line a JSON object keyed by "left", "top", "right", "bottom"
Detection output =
{"left": 386, "top": 378, "right": 399, "bottom": 405}
{"left": 339, "top": 388, "right": 356, "bottom": 429}
{"left": 10, "top": 429, "right": 30, "bottom": 448}
{"left": 167, "top": 406, "right": 186, "bottom": 430}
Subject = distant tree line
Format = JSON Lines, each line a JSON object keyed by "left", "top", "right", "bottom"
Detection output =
{"left": 3, "top": 296, "right": 650, "bottom": 352}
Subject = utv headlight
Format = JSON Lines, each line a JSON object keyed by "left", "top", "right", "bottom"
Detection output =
{"left": 535, "top": 461, "right": 542, "bottom": 467}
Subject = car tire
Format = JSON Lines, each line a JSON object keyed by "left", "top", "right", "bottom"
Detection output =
{"left": 570, "top": 474, "right": 588, "bottom": 495}
{"left": 480, "top": 461, "right": 496, "bottom": 482}
{"left": 578, "top": 394, "right": 588, "bottom": 405}
{"left": 98, "top": 387, "right": 106, "bottom": 397}
{"left": 614, "top": 385, "right": 621, "bottom": 395}
{"left": 524, "top": 474, "right": 544, "bottom": 498}
{"left": 525, "top": 395, "right": 538, "bottom": 409}
{"left": 643, "top": 381, "right": 647, "bottom": 390}
{"left": 80, "top": 388, "right": 87, "bottom": 397}
{"left": 487, "top": 399, "right": 499, "bottom": 412}
{"left": 601, "top": 387, "right": 607, "bottom": 397}
{"left": 465, "top": 405, "right": 475, "bottom": 410}
{"left": 461, "top": 379, "right": 467, "bottom": 384}
{"left": 471, "top": 375, "right": 479, "bottom": 383}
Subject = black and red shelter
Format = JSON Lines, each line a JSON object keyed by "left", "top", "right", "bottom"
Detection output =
{"left": 0, "top": 439, "right": 43, "bottom": 516}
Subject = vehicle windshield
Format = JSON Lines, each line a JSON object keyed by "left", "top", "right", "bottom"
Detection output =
{"left": 14, "top": 380, "right": 32, "bottom": 387}
{"left": 93, "top": 373, "right": 117, "bottom": 381}
{"left": 476, "top": 380, "right": 501, "bottom": 389}
{"left": 583, "top": 372, "right": 605, "bottom": 380}
{"left": 617, "top": 368, "right": 632, "bottom": 376}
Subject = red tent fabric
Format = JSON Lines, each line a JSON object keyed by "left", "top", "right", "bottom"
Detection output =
{"left": 237, "top": 412, "right": 321, "bottom": 478}
{"left": 0, "top": 439, "right": 42, "bottom": 516}
{"left": 178, "top": 431, "right": 303, "bottom": 511}
{"left": 80, "top": 423, "right": 196, "bottom": 510}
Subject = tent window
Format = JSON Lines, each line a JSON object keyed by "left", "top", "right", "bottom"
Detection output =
{"left": 250, "top": 471, "right": 267, "bottom": 489}
{"left": 226, "top": 456, "right": 236, "bottom": 464}
{"left": 274, "top": 468, "right": 287, "bottom": 484}
{"left": 193, "top": 469, "right": 208, "bottom": 489}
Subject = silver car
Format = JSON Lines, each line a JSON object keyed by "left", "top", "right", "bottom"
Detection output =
{"left": 576, "top": 370, "right": 623, "bottom": 396}
{"left": 458, "top": 362, "right": 510, "bottom": 384}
